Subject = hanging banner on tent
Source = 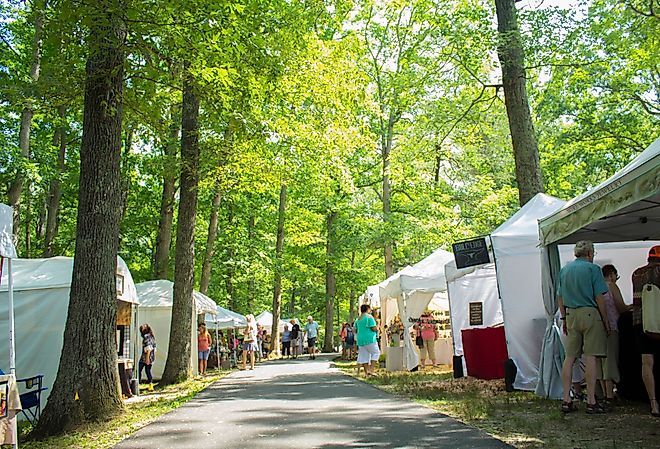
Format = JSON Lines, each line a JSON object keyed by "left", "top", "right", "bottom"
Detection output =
{"left": 469, "top": 302, "right": 483, "bottom": 326}
{"left": 452, "top": 238, "right": 490, "bottom": 269}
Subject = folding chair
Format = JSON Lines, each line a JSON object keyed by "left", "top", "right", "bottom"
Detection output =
{"left": 0, "top": 369, "right": 47, "bottom": 425}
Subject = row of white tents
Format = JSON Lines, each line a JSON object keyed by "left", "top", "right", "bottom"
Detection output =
{"left": 364, "top": 135, "right": 660, "bottom": 398}
{"left": 0, "top": 225, "right": 247, "bottom": 407}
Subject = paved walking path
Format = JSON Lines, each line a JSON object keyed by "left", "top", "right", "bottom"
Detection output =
{"left": 114, "top": 355, "right": 511, "bottom": 449}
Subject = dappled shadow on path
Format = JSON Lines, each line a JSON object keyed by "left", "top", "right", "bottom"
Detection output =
{"left": 114, "top": 363, "right": 511, "bottom": 449}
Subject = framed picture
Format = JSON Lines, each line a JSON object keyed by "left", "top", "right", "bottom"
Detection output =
{"left": 116, "top": 274, "right": 125, "bottom": 296}
{"left": 0, "top": 380, "right": 8, "bottom": 418}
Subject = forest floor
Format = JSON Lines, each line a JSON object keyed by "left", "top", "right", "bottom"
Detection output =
{"left": 16, "top": 370, "right": 234, "bottom": 449}
{"left": 334, "top": 360, "right": 660, "bottom": 449}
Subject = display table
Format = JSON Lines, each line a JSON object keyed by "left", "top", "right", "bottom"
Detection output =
{"left": 434, "top": 338, "right": 453, "bottom": 365}
{"left": 0, "top": 374, "right": 22, "bottom": 446}
{"left": 385, "top": 346, "right": 405, "bottom": 371}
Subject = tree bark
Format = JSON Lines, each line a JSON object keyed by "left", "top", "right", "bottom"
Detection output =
{"left": 199, "top": 186, "right": 221, "bottom": 295}
{"left": 382, "top": 114, "right": 395, "bottom": 278}
{"left": 34, "top": 2, "right": 125, "bottom": 436}
{"left": 7, "top": 0, "right": 45, "bottom": 244}
{"left": 271, "top": 183, "right": 287, "bottom": 356}
{"left": 247, "top": 214, "right": 256, "bottom": 312}
{"left": 160, "top": 63, "right": 200, "bottom": 385}
{"left": 323, "top": 210, "right": 337, "bottom": 352}
{"left": 495, "top": 0, "right": 544, "bottom": 206}
{"left": 152, "top": 107, "right": 180, "bottom": 279}
{"left": 44, "top": 105, "right": 67, "bottom": 257}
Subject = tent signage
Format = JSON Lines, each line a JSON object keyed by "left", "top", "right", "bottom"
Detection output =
{"left": 469, "top": 302, "right": 483, "bottom": 326}
{"left": 452, "top": 238, "right": 490, "bottom": 269}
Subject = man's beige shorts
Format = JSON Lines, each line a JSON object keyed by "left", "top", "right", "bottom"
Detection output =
{"left": 565, "top": 307, "right": 607, "bottom": 358}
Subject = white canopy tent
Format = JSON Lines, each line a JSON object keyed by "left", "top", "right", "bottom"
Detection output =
{"left": 537, "top": 136, "right": 660, "bottom": 399}
{"left": 255, "top": 311, "right": 287, "bottom": 333}
{"left": 135, "top": 280, "right": 217, "bottom": 379}
{"left": 0, "top": 256, "right": 138, "bottom": 407}
{"left": 204, "top": 305, "right": 246, "bottom": 330}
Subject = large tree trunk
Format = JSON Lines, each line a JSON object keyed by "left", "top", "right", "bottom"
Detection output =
{"left": 495, "top": 0, "right": 544, "bottom": 206}
{"left": 247, "top": 214, "right": 256, "bottom": 312}
{"left": 271, "top": 183, "right": 287, "bottom": 356}
{"left": 33, "top": 3, "right": 125, "bottom": 436}
{"left": 7, "top": 0, "right": 45, "bottom": 244}
{"left": 44, "top": 105, "right": 67, "bottom": 257}
{"left": 199, "top": 186, "right": 221, "bottom": 295}
{"left": 382, "top": 114, "right": 395, "bottom": 278}
{"left": 323, "top": 210, "right": 337, "bottom": 352}
{"left": 161, "top": 64, "right": 200, "bottom": 385}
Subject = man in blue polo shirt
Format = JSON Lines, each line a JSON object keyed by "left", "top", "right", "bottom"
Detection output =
{"left": 558, "top": 240, "right": 611, "bottom": 414}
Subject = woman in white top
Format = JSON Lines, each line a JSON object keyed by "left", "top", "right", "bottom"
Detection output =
{"left": 242, "top": 314, "right": 259, "bottom": 370}
{"left": 600, "top": 264, "right": 631, "bottom": 401}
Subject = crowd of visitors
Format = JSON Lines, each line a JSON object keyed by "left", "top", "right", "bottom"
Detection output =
{"left": 559, "top": 241, "right": 660, "bottom": 416}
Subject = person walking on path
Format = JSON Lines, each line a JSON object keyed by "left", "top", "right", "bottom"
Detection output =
{"left": 558, "top": 240, "right": 611, "bottom": 414}
{"left": 242, "top": 314, "right": 259, "bottom": 370}
{"left": 197, "top": 323, "right": 212, "bottom": 375}
{"left": 282, "top": 323, "right": 292, "bottom": 358}
{"left": 355, "top": 304, "right": 380, "bottom": 377}
{"left": 599, "top": 264, "right": 629, "bottom": 402}
{"left": 632, "top": 245, "right": 660, "bottom": 417}
{"left": 290, "top": 319, "right": 301, "bottom": 359}
{"left": 139, "top": 324, "right": 156, "bottom": 391}
{"left": 304, "top": 316, "right": 320, "bottom": 359}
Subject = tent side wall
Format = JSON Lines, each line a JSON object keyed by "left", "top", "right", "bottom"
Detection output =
{"left": 136, "top": 306, "right": 198, "bottom": 380}
{"left": 0, "top": 287, "right": 70, "bottom": 407}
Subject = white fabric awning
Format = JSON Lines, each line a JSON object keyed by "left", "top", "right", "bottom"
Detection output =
{"left": 399, "top": 248, "right": 454, "bottom": 294}
{"left": 135, "top": 280, "right": 217, "bottom": 313}
{"left": 0, "top": 204, "right": 16, "bottom": 259}
{"left": 539, "top": 136, "right": 660, "bottom": 246}
{"left": 205, "top": 305, "right": 246, "bottom": 329}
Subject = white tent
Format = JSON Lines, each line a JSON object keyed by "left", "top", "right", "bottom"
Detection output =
{"left": 445, "top": 261, "right": 502, "bottom": 374}
{"left": 135, "top": 280, "right": 217, "bottom": 379}
{"left": 204, "top": 305, "right": 246, "bottom": 330}
{"left": 255, "top": 311, "right": 286, "bottom": 333}
{"left": 537, "top": 136, "right": 660, "bottom": 399}
{"left": 0, "top": 256, "right": 138, "bottom": 407}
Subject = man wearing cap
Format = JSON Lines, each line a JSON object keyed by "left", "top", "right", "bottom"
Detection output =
{"left": 304, "top": 316, "right": 320, "bottom": 360}
{"left": 632, "top": 245, "right": 660, "bottom": 417}
{"left": 558, "top": 240, "right": 611, "bottom": 414}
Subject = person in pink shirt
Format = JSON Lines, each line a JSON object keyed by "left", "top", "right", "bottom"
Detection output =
{"left": 198, "top": 323, "right": 213, "bottom": 375}
{"left": 415, "top": 311, "right": 438, "bottom": 368}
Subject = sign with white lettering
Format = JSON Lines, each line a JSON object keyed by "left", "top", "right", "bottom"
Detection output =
{"left": 452, "top": 238, "right": 490, "bottom": 269}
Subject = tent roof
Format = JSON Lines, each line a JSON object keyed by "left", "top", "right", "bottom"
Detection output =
{"left": 136, "top": 280, "right": 217, "bottom": 314}
{"left": 0, "top": 256, "right": 138, "bottom": 304}
{"left": 492, "top": 193, "right": 565, "bottom": 238}
{"left": 399, "top": 248, "right": 454, "bottom": 294}
{"left": 0, "top": 204, "right": 16, "bottom": 259}
{"left": 255, "top": 311, "right": 287, "bottom": 328}
{"left": 204, "top": 305, "right": 246, "bottom": 329}
{"left": 539, "top": 136, "right": 660, "bottom": 246}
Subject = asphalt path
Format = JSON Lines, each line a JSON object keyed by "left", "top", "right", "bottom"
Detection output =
{"left": 114, "top": 355, "right": 512, "bottom": 449}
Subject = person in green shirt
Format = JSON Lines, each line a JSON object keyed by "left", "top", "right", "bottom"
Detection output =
{"left": 355, "top": 304, "right": 380, "bottom": 376}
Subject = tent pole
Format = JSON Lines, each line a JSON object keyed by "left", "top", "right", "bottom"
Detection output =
{"left": 8, "top": 257, "right": 15, "bottom": 375}
{"left": 215, "top": 321, "right": 219, "bottom": 371}
{"left": 134, "top": 304, "right": 140, "bottom": 396}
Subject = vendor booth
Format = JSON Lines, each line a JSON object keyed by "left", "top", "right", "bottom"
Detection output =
{"left": 537, "top": 135, "right": 660, "bottom": 399}
{"left": 204, "top": 305, "right": 246, "bottom": 369}
{"left": 0, "top": 256, "right": 139, "bottom": 408}
{"left": 255, "top": 311, "right": 287, "bottom": 333}
{"left": 135, "top": 280, "right": 217, "bottom": 379}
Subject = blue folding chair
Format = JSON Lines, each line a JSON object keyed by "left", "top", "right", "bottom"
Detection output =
{"left": 0, "top": 369, "right": 47, "bottom": 425}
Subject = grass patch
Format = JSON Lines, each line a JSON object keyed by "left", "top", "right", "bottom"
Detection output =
{"left": 338, "top": 365, "right": 660, "bottom": 449}
{"left": 16, "top": 370, "right": 232, "bottom": 449}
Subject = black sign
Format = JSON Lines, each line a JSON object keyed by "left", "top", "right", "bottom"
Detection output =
{"left": 452, "top": 238, "right": 490, "bottom": 269}
{"left": 469, "top": 302, "right": 483, "bottom": 326}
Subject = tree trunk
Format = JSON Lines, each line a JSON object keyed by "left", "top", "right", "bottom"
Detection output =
{"left": 271, "top": 183, "right": 287, "bottom": 356}
{"left": 7, "top": 0, "right": 45, "bottom": 244}
{"left": 247, "top": 214, "right": 256, "bottom": 312}
{"left": 382, "top": 115, "right": 395, "bottom": 278}
{"left": 323, "top": 210, "right": 337, "bottom": 352}
{"left": 495, "top": 0, "right": 544, "bottom": 206}
{"left": 289, "top": 286, "right": 296, "bottom": 315}
{"left": 33, "top": 3, "right": 125, "bottom": 436}
{"left": 349, "top": 251, "right": 356, "bottom": 323}
{"left": 160, "top": 63, "right": 200, "bottom": 385}
{"left": 199, "top": 186, "right": 221, "bottom": 295}
{"left": 152, "top": 108, "right": 180, "bottom": 279}
{"left": 44, "top": 106, "right": 67, "bottom": 257}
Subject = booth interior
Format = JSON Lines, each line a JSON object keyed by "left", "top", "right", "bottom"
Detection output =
{"left": 135, "top": 280, "right": 217, "bottom": 380}
{"left": 363, "top": 248, "right": 455, "bottom": 372}
{"left": 537, "top": 135, "right": 660, "bottom": 400}
{"left": 0, "top": 256, "right": 140, "bottom": 410}
{"left": 204, "top": 305, "right": 247, "bottom": 369}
